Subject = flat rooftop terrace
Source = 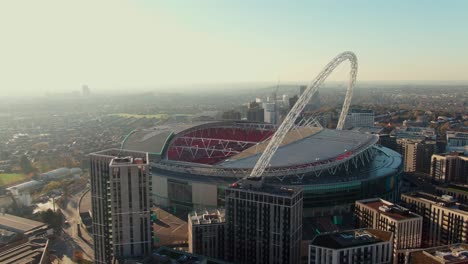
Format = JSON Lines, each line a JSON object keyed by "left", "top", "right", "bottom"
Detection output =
{"left": 311, "top": 229, "right": 392, "bottom": 249}
{"left": 408, "top": 244, "right": 468, "bottom": 264}
{"left": 228, "top": 178, "right": 302, "bottom": 198}
{"left": 359, "top": 199, "right": 420, "bottom": 221}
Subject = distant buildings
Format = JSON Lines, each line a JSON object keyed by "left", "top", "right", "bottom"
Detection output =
{"left": 309, "top": 229, "right": 393, "bottom": 264}
{"left": 431, "top": 152, "right": 468, "bottom": 183}
{"left": 299, "top": 85, "right": 320, "bottom": 112}
{"left": 246, "top": 101, "right": 264, "bottom": 123}
{"left": 263, "top": 102, "right": 278, "bottom": 124}
{"left": 401, "top": 192, "right": 468, "bottom": 247}
{"left": 344, "top": 109, "right": 375, "bottom": 129}
{"left": 221, "top": 110, "right": 241, "bottom": 120}
{"left": 188, "top": 209, "right": 226, "bottom": 260}
{"left": 446, "top": 131, "right": 468, "bottom": 154}
{"left": 82, "top": 85, "right": 91, "bottom": 97}
{"left": 355, "top": 198, "right": 422, "bottom": 263}
{"left": 394, "top": 126, "right": 436, "bottom": 141}
{"left": 224, "top": 178, "right": 303, "bottom": 264}
{"left": 90, "top": 149, "right": 152, "bottom": 264}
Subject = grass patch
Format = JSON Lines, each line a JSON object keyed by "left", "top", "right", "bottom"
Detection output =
{"left": 110, "top": 113, "right": 170, "bottom": 119}
{"left": 0, "top": 173, "right": 28, "bottom": 187}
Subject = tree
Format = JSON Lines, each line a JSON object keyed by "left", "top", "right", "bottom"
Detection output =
{"left": 39, "top": 209, "right": 63, "bottom": 233}
{"left": 19, "top": 155, "right": 34, "bottom": 174}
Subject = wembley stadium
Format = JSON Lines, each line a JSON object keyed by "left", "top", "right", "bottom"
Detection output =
{"left": 122, "top": 120, "right": 402, "bottom": 217}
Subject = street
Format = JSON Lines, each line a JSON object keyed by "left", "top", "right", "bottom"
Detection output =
{"left": 49, "top": 189, "right": 94, "bottom": 263}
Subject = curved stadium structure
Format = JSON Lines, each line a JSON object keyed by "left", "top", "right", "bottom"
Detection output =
{"left": 122, "top": 120, "right": 402, "bottom": 217}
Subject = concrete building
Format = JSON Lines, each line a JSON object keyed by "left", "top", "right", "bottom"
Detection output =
{"left": 403, "top": 243, "right": 468, "bottom": 264}
{"left": 90, "top": 149, "right": 152, "bottom": 264}
{"left": 221, "top": 110, "right": 241, "bottom": 120}
{"left": 394, "top": 126, "right": 436, "bottom": 141}
{"left": 436, "top": 184, "right": 468, "bottom": 204}
{"left": 263, "top": 102, "right": 278, "bottom": 124}
{"left": 309, "top": 229, "right": 393, "bottom": 264}
{"left": 344, "top": 109, "right": 375, "bottom": 129}
{"left": 446, "top": 131, "right": 468, "bottom": 153}
{"left": 188, "top": 209, "right": 225, "bottom": 260}
{"left": 431, "top": 152, "right": 468, "bottom": 183}
{"left": 355, "top": 198, "right": 422, "bottom": 263}
{"left": 6, "top": 180, "right": 43, "bottom": 206}
{"left": 225, "top": 178, "right": 303, "bottom": 264}
{"left": 398, "top": 139, "right": 436, "bottom": 174}
{"left": 401, "top": 192, "right": 468, "bottom": 247}
{"left": 246, "top": 102, "right": 264, "bottom": 123}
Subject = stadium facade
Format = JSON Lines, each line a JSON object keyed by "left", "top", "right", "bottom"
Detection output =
{"left": 122, "top": 120, "right": 402, "bottom": 217}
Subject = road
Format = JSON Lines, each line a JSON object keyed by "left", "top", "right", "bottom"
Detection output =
{"left": 50, "top": 189, "right": 94, "bottom": 263}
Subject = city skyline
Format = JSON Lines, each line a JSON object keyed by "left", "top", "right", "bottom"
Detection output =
{"left": 1, "top": 0, "right": 468, "bottom": 96}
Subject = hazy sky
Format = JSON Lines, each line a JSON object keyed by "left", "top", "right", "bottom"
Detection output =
{"left": 1, "top": 0, "right": 467, "bottom": 96}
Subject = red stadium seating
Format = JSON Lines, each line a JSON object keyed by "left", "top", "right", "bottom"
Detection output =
{"left": 167, "top": 127, "right": 274, "bottom": 165}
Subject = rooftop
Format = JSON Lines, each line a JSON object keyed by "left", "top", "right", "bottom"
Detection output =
{"left": 122, "top": 122, "right": 218, "bottom": 155}
{"left": 0, "top": 214, "right": 48, "bottom": 234}
{"left": 189, "top": 209, "right": 225, "bottom": 225}
{"left": 0, "top": 238, "right": 49, "bottom": 264}
{"left": 408, "top": 244, "right": 468, "bottom": 264}
{"left": 219, "top": 128, "right": 377, "bottom": 169}
{"left": 143, "top": 246, "right": 207, "bottom": 264}
{"left": 311, "top": 229, "right": 392, "bottom": 250}
{"left": 358, "top": 199, "right": 420, "bottom": 221}
{"left": 402, "top": 192, "right": 468, "bottom": 214}
{"left": 228, "top": 178, "right": 302, "bottom": 198}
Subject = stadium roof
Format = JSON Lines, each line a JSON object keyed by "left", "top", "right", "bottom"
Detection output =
{"left": 217, "top": 129, "right": 377, "bottom": 168}
{"left": 121, "top": 121, "right": 217, "bottom": 154}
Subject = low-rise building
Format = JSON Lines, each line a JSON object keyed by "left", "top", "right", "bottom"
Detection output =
{"left": 309, "top": 228, "right": 393, "bottom": 264}
{"left": 355, "top": 198, "right": 422, "bottom": 263}
{"left": 403, "top": 243, "right": 468, "bottom": 264}
{"left": 0, "top": 213, "right": 51, "bottom": 238}
{"left": 401, "top": 192, "right": 468, "bottom": 247}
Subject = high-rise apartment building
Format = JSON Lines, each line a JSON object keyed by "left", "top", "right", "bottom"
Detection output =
{"left": 263, "top": 102, "right": 278, "bottom": 124}
{"left": 309, "top": 229, "right": 393, "bottom": 264}
{"left": 224, "top": 178, "right": 303, "bottom": 264}
{"left": 90, "top": 149, "right": 152, "bottom": 264}
{"left": 401, "top": 192, "right": 468, "bottom": 247}
{"left": 431, "top": 152, "right": 468, "bottom": 183}
{"left": 344, "top": 109, "right": 375, "bottom": 129}
{"left": 397, "top": 139, "right": 436, "bottom": 174}
{"left": 188, "top": 209, "right": 226, "bottom": 260}
{"left": 355, "top": 198, "right": 422, "bottom": 263}
{"left": 247, "top": 101, "right": 264, "bottom": 123}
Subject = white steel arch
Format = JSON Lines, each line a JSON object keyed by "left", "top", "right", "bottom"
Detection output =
{"left": 249, "top": 51, "right": 358, "bottom": 178}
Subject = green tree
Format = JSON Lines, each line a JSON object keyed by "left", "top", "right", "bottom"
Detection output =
{"left": 39, "top": 209, "right": 63, "bottom": 233}
{"left": 19, "top": 155, "right": 34, "bottom": 174}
